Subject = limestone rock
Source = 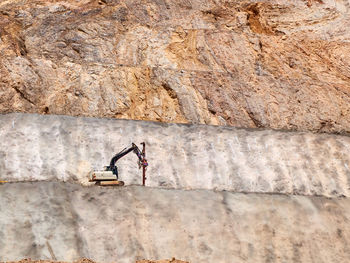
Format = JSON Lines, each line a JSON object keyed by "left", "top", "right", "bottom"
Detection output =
{"left": 1, "top": 0, "right": 350, "bottom": 133}
{"left": 1, "top": 182, "right": 350, "bottom": 262}
{"left": 2, "top": 113, "right": 350, "bottom": 198}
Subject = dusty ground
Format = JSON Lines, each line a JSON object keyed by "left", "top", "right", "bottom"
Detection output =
{"left": 1, "top": 0, "right": 350, "bottom": 133}
{"left": 1, "top": 259, "right": 187, "bottom": 263}
{"left": 1, "top": 259, "right": 96, "bottom": 263}
{"left": 137, "top": 260, "right": 188, "bottom": 263}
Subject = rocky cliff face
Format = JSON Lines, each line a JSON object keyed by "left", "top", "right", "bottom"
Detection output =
{"left": 2, "top": 182, "right": 350, "bottom": 262}
{"left": 3, "top": 113, "right": 350, "bottom": 197}
{"left": 1, "top": 0, "right": 350, "bottom": 133}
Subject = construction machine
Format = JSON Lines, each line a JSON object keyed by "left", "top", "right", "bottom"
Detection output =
{"left": 89, "top": 142, "right": 148, "bottom": 186}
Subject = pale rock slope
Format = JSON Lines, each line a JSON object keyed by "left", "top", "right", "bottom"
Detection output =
{"left": 1, "top": 113, "right": 350, "bottom": 197}
{"left": 1, "top": 182, "right": 350, "bottom": 263}
{"left": 1, "top": 113, "right": 350, "bottom": 263}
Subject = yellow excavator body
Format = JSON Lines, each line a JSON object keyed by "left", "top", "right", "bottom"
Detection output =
{"left": 89, "top": 170, "right": 124, "bottom": 186}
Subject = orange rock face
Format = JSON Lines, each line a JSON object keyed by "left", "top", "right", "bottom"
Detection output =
{"left": 1, "top": 0, "right": 350, "bottom": 133}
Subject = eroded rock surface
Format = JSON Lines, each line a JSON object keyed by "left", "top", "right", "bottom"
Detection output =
{"left": 2, "top": 113, "right": 350, "bottom": 197}
{"left": 1, "top": 0, "right": 350, "bottom": 133}
{"left": 1, "top": 182, "right": 350, "bottom": 262}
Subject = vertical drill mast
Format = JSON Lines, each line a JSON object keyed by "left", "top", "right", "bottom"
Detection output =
{"left": 141, "top": 142, "right": 146, "bottom": 186}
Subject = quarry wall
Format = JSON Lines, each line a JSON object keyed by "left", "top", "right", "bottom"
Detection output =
{"left": 1, "top": 0, "right": 350, "bottom": 262}
{"left": 1, "top": 113, "right": 350, "bottom": 197}
{"left": 1, "top": 113, "right": 350, "bottom": 262}
{"left": 1, "top": 182, "right": 350, "bottom": 263}
{"left": 1, "top": 0, "right": 350, "bottom": 133}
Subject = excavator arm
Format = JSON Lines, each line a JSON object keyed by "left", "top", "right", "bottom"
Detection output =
{"left": 107, "top": 143, "right": 148, "bottom": 177}
{"left": 89, "top": 142, "right": 148, "bottom": 186}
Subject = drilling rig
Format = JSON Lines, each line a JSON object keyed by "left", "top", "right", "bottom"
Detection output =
{"left": 89, "top": 142, "right": 148, "bottom": 186}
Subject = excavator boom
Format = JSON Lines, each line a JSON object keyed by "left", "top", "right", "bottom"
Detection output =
{"left": 89, "top": 142, "right": 148, "bottom": 186}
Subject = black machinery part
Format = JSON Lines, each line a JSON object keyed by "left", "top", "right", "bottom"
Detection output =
{"left": 106, "top": 143, "right": 146, "bottom": 179}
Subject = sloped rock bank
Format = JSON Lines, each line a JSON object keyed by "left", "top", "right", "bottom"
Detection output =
{"left": 1, "top": 182, "right": 350, "bottom": 263}
{"left": 1, "top": 113, "right": 350, "bottom": 197}
{"left": 1, "top": 0, "right": 350, "bottom": 133}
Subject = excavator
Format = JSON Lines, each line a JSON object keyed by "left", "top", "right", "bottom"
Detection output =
{"left": 89, "top": 142, "right": 148, "bottom": 186}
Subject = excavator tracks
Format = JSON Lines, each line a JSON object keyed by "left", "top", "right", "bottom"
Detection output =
{"left": 95, "top": 181, "right": 125, "bottom": 186}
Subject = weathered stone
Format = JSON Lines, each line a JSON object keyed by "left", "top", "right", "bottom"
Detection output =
{"left": 1, "top": 0, "right": 350, "bottom": 133}
{"left": 2, "top": 113, "right": 350, "bottom": 198}
{"left": 1, "top": 182, "right": 350, "bottom": 262}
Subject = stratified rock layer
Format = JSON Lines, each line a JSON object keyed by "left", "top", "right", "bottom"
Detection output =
{"left": 1, "top": 0, "right": 350, "bottom": 133}
{"left": 1, "top": 182, "right": 350, "bottom": 263}
{"left": 1, "top": 113, "right": 350, "bottom": 197}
